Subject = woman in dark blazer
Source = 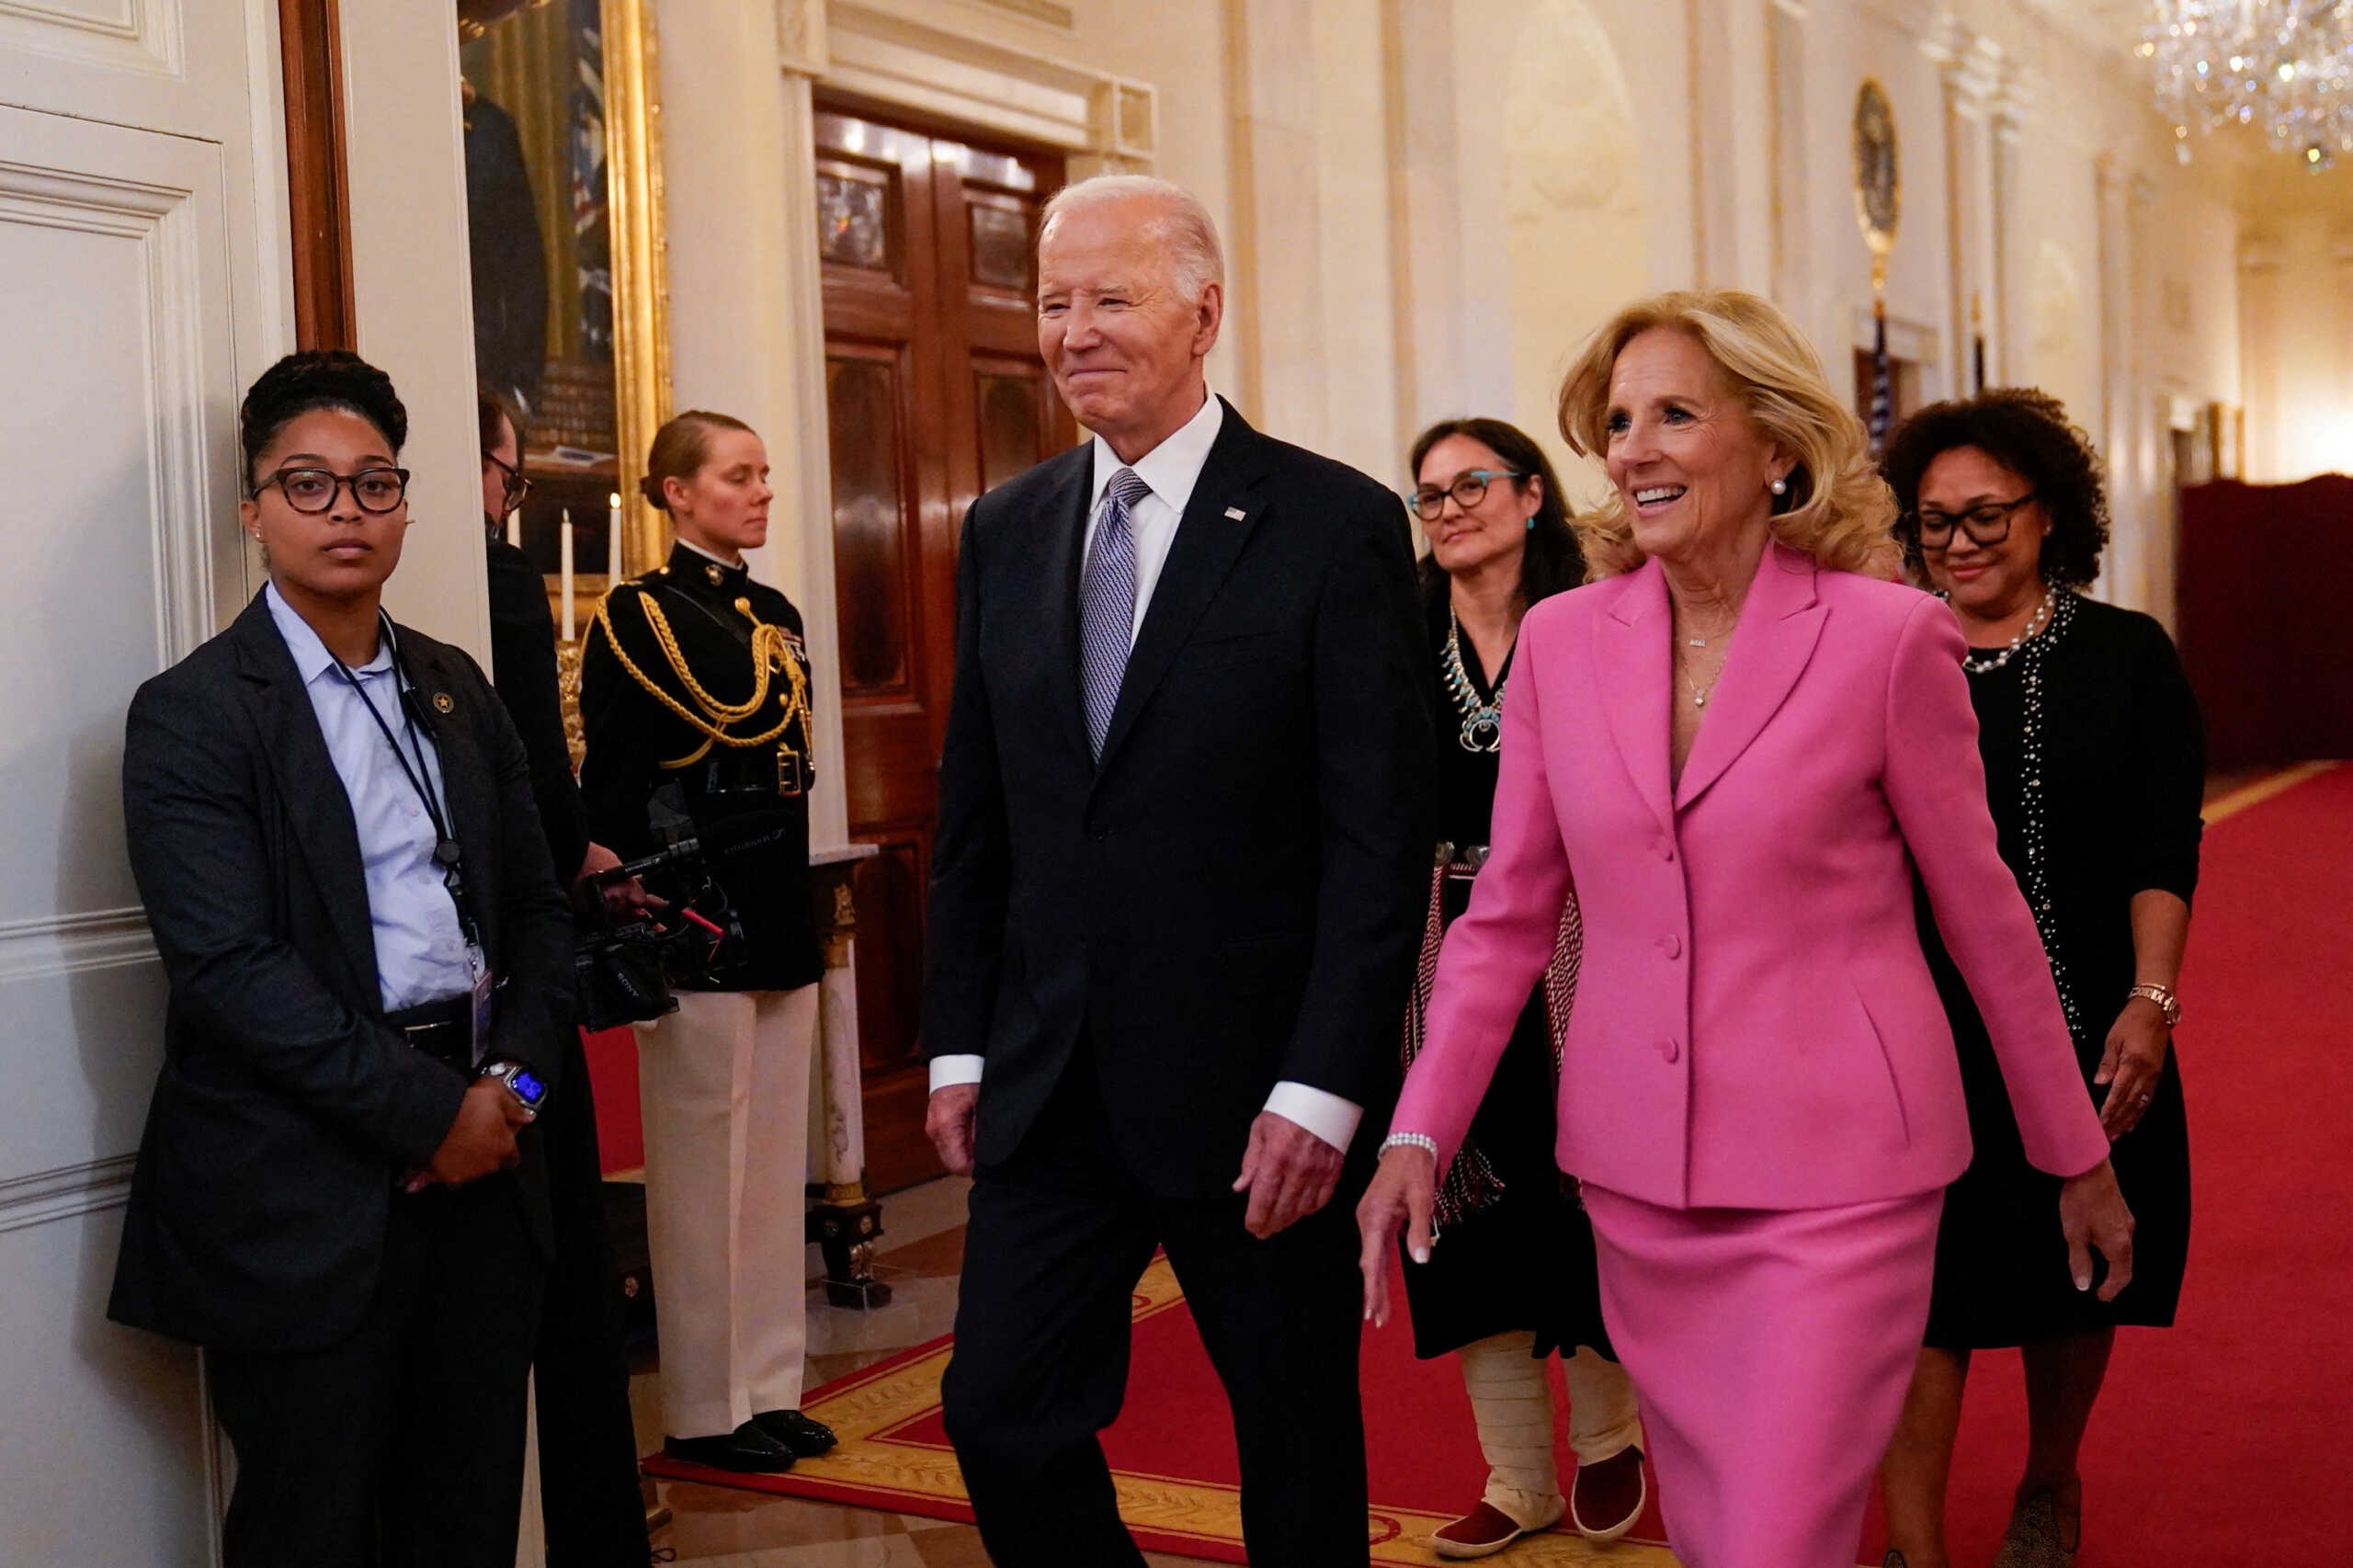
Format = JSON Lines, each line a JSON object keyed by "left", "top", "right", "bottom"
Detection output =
{"left": 110, "top": 351, "right": 575, "bottom": 1568}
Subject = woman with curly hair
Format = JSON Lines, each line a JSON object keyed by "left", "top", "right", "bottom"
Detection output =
{"left": 1360, "top": 293, "right": 2134, "bottom": 1568}
{"left": 1876, "top": 390, "right": 2204, "bottom": 1568}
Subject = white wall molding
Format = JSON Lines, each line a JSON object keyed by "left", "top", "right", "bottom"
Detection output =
{"left": 0, "top": 0, "right": 180, "bottom": 79}
{"left": 0, "top": 126, "right": 222, "bottom": 663}
{"left": 0, "top": 906, "right": 156, "bottom": 983}
{"left": 824, "top": 0, "right": 1154, "bottom": 165}
{"left": 0, "top": 1153, "right": 138, "bottom": 1235}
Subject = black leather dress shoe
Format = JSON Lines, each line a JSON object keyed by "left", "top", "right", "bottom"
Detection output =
{"left": 663, "top": 1422, "right": 795, "bottom": 1473}
{"left": 752, "top": 1408, "right": 838, "bottom": 1457}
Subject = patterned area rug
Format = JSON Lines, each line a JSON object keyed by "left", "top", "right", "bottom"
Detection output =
{"left": 643, "top": 1255, "right": 1680, "bottom": 1565}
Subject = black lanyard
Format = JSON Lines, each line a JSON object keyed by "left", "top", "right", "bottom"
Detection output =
{"left": 326, "top": 615, "right": 479, "bottom": 947}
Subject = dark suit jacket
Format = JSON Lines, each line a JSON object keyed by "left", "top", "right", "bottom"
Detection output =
{"left": 921, "top": 401, "right": 1434, "bottom": 1196}
{"left": 486, "top": 535, "right": 590, "bottom": 880}
{"left": 109, "top": 590, "right": 575, "bottom": 1353}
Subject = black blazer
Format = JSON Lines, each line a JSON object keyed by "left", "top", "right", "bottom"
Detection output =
{"left": 921, "top": 402, "right": 1434, "bottom": 1195}
{"left": 486, "top": 534, "right": 590, "bottom": 880}
{"left": 109, "top": 590, "right": 574, "bottom": 1353}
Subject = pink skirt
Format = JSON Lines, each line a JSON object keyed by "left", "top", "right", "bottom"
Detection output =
{"left": 1580, "top": 1185, "right": 1945, "bottom": 1568}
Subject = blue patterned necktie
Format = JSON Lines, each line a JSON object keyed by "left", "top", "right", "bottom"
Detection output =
{"left": 1079, "top": 467, "right": 1152, "bottom": 761}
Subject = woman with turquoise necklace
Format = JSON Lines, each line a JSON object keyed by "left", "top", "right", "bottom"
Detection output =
{"left": 1397, "top": 417, "right": 1647, "bottom": 1559}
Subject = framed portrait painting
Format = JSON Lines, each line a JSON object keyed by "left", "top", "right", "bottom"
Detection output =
{"left": 459, "top": 0, "right": 670, "bottom": 614}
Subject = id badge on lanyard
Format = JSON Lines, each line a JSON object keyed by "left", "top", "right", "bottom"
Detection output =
{"left": 468, "top": 949, "right": 496, "bottom": 1067}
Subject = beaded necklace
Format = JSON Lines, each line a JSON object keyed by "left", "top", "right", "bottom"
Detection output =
{"left": 1959, "top": 586, "right": 2055, "bottom": 675}
{"left": 1442, "top": 608, "right": 1509, "bottom": 753}
{"left": 1967, "top": 585, "right": 2082, "bottom": 1039}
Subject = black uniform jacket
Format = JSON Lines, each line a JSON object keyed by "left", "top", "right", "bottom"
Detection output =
{"left": 109, "top": 590, "right": 574, "bottom": 1354}
{"left": 921, "top": 401, "right": 1435, "bottom": 1196}
{"left": 486, "top": 532, "right": 590, "bottom": 879}
{"left": 578, "top": 543, "right": 822, "bottom": 992}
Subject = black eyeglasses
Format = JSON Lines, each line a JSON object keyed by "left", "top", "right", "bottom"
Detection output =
{"left": 1407, "top": 470, "right": 1527, "bottom": 521}
{"left": 1913, "top": 493, "right": 2036, "bottom": 547}
{"left": 254, "top": 466, "right": 411, "bottom": 515}
{"left": 483, "top": 450, "right": 532, "bottom": 512}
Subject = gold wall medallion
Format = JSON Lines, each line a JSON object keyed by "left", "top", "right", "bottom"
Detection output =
{"left": 1852, "top": 79, "right": 1901, "bottom": 267}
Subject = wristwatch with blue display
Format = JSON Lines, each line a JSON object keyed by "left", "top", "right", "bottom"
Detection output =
{"left": 480, "top": 1059, "right": 549, "bottom": 1119}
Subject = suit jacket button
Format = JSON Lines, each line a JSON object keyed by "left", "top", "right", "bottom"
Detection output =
{"left": 1656, "top": 1036, "right": 1680, "bottom": 1063}
{"left": 1660, "top": 934, "right": 1682, "bottom": 959}
{"left": 1655, "top": 839, "right": 1676, "bottom": 862}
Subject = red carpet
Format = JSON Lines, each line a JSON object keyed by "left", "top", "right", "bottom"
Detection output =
{"left": 1852, "top": 762, "right": 2353, "bottom": 1566}
{"left": 649, "top": 765, "right": 2353, "bottom": 1564}
{"left": 646, "top": 1253, "right": 1676, "bottom": 1563}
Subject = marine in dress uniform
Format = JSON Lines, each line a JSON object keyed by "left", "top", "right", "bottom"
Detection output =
{"left": 578, "top": 539, "right": 834, "bottom": 1471}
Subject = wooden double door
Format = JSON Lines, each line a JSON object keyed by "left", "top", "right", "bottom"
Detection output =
{"left": 816, "top": 106, "right": 1076, "bottom": 1189}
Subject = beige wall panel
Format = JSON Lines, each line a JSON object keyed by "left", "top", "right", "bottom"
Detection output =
{"left": 1309, "top": 0, "right": 1400, "bottom": 481}
{"left": 2141, "top": 184, "right": 2240, "bottom": 408}
{"left": 2017, "top": 155, "right": 2103, "bottom": 427}
{"left": 342, "top": 0, "right": 490, "bottom": 657}
{"left": 0, "top": 1207, "right": 216, "bottom": 1564}
{"left": 1499, "top": 0, "right": 1646, "bottom": 501}
{"left": 0, "top": 100, "right": 229, "bottom": 1193}
{"left": 1400, "top": 0, "right": 1653, "bottom": 498}
{"left": 0, "top": 0, "right": 283, "bottom": 1558}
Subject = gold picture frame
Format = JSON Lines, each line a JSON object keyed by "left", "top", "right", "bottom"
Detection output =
{"left": 605, "top": 0, "right": 672, "bottom": 575}
{"left": 1852, "top": 78, "right": 1900, "bottom": 290}
{"left": 460, "top": 0, "right": 672, "bottom": 586}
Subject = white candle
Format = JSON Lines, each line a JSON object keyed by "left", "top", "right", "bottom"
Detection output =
{"left": 607, "top": 491, "right": 623, "bottom": 582}
{"left": 559, "top": 508, "right": 575, "bottom": 641}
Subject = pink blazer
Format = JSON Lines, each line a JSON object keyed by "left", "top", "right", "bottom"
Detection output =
{"left": 1392, "top": 542, "right": 2110, "bottom": 1210}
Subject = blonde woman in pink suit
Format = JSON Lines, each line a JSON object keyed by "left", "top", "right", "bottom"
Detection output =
{"left": 1358, "top": 290, "right": 2138, "bottom": 1568}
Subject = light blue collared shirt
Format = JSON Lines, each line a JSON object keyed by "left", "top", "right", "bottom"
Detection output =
{"left": 265, "top": 585, "right": 483, "bottom": 1013}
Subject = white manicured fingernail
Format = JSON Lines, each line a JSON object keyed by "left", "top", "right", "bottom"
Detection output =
{"left": 1410, "top": 1244, "right": 1430, "bottom": 1264}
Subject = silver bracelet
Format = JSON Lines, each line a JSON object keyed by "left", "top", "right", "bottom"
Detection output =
{"left": 1381, "top": 1132, "right": 1438, "bottom": 1160}
{"left": 2127, "top": 983, "right": 2182, "bottom": 1028}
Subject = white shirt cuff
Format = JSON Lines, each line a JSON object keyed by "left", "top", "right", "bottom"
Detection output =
{"left": 928, "top": 1054, "right": 985, "bottom": 1091}
{"left": 1263, "top": 1081, "right": 1362, "bottom": 1153}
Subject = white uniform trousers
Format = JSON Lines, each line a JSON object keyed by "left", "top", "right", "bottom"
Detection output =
{"left": 634, "top": 984, "right": 818, "bottom": 1438}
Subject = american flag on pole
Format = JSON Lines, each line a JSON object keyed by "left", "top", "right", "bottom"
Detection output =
{"left": 567, "top": 0, "right": 613, "bottom": 361}
{"left": 1868, "top": 300, "right": 1894, "bottom": 459}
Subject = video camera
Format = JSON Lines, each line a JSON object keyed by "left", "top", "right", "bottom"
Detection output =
{"left": 572, "top": 812, "right": 797, "bottom": 1032}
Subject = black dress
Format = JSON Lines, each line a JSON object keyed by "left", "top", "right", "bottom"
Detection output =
{"left": 1400, "top": 587, "right": 1615, "bottom": 1361}
{"left": 1923, "top": 592, "right": 2203, "bottom": 1348}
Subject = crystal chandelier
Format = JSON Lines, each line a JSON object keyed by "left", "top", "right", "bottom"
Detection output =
{"left": 2142, "top": 2, "right": 2353, "bottom": 170}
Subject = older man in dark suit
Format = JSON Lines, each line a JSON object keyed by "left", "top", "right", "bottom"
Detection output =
{"left": 923, "top": 175, "right": 1432, "bottom": 1567}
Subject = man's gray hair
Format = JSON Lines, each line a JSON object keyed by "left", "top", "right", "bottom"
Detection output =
{"left": 1039, "top": 174, "right": 1225, "bottom": 302}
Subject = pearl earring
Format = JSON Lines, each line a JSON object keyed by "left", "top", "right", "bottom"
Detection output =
{"left": 1769, "top": 477, "right": 1788, "bottom": 496}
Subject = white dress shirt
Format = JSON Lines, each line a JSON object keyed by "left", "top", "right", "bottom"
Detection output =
{"left": 266, "top": 585, "right": 483, "bottom": 1013}
{"left": 927, "top": 392, "right": 1363, "bottom": 1153}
